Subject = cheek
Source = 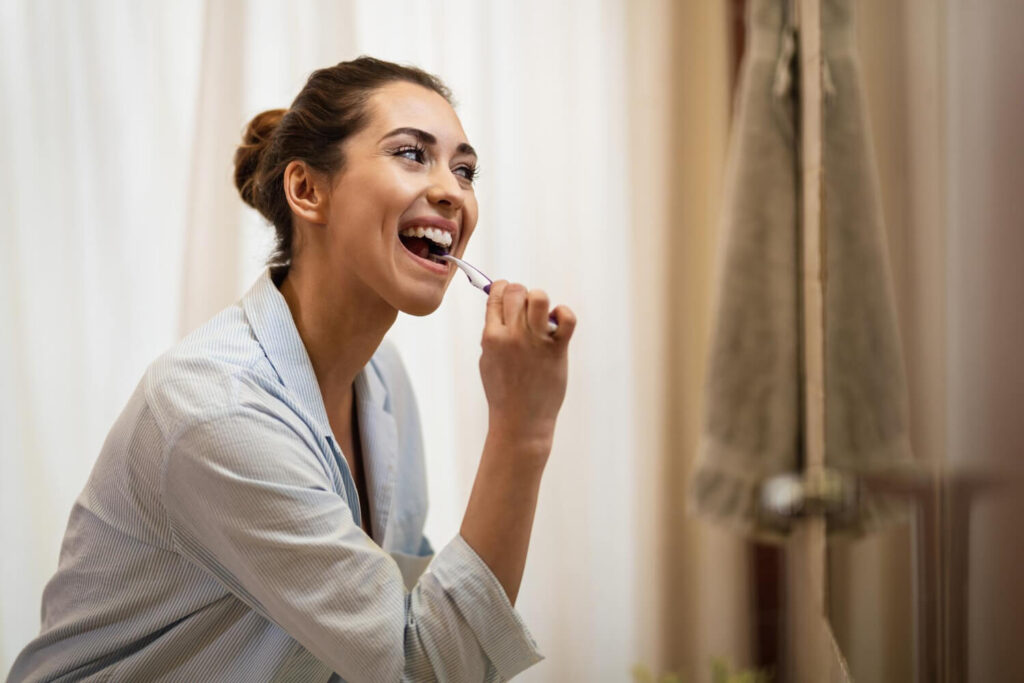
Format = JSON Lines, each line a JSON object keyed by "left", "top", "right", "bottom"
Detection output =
{"left": 462, "top": 199, "right": 480, "bottom": 240}
{"left": 333, "top": 172, "right": 416, "bottom": 237}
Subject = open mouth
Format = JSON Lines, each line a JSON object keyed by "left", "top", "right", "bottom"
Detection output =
{"left": 398, "top": 226, "right": 452, "bottom": 265}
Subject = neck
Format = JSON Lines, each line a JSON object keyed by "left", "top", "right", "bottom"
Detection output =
{"left": 278, "top": 256, "right": 397, "bottom": 417}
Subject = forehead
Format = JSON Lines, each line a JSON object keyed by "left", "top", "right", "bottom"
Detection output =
{"left": 363, "top": 81, "right": 469, "bottom": 146}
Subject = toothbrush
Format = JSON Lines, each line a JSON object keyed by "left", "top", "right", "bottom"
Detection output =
{"left": 436, "top": 254, "right": 559, "bottom": 334}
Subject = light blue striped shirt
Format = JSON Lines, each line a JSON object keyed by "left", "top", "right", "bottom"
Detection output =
{"left": 9, "top": 270, "right": 542, "bottom": 682}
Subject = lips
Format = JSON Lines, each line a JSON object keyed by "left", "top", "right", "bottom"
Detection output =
{"left": 398, "top": 229, "right": 450, "bottom": 259}
{"left": 398, "top": 216, "right": 458, "bottom": 246}
{"left": 397, "top": 216, "right": 458, "bottom": 273}
{"left": 399, "top": 237, "right": 450, "bottom": 274}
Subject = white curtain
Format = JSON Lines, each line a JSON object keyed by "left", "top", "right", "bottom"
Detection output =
{"left": 0, "top": 1, "right": 638, "bottom": 679}
{"left": 0, "top": 0, "right": 206, "bottom": 666}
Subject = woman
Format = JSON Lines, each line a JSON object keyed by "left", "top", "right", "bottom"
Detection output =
{"left": 10, "top": 57, "right": 575, "bottom": 682}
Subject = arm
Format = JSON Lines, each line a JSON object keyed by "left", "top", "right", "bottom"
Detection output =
{"left": 460, "top": 281, "right": 577, "bottom": 605}
{"left": 161, "top": 403, "right": 541, "bottom": 682}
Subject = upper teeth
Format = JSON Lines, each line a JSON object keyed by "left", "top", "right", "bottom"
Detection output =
{"left": 399, "top": 226, "right": 453, "bottom": 249}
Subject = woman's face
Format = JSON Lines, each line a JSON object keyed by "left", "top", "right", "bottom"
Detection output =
{"left": 320, "top": 80, "right": 479, "bottom": 317}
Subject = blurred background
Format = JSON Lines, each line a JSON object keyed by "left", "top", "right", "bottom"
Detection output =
{"left": 1, "top": 1, "right": 1021, "bottom": 681}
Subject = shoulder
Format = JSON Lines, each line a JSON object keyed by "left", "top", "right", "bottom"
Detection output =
{"left": 143, "top": 303, "right": 276, "bottom": 436}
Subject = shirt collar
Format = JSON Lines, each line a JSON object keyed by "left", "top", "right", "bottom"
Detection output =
{"left": 240, "top": 270, "right": 390, "bottom": 437}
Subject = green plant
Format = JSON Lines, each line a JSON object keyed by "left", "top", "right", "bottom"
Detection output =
{"left": 630, "top": 663, "right": 684, "bottom": 683}
{"left": 710, "top": 656, "right": 773, "bottom": 683}
{"left": 631, "top": 657, "right": 774, "bottom": 683}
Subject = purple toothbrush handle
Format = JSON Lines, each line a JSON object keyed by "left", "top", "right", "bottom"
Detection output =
{"left": 442, "top": 255, "right": 558, "bottom": 334}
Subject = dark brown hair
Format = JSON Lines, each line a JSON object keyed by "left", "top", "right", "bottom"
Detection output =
{"left": 233, "top": 56, "right": 454, "bottom": 267}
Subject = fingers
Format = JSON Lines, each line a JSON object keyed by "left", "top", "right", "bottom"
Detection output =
{"left": 549, "top": 305, "right": 577, "bottom": 342}
{"left": 485, "top": 280, "right": 574, "bottom": 342}
{"left": 525, "top": 289, "right": 551, "bottom": 337}
{"left": 486, "top": 280, "right": 509, "bottom": 327}
{"left": 502, "top": 283, "right": 527, "bottom": 330}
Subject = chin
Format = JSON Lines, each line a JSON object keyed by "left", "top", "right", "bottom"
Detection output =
{"left": 403, "top": 302, "right": 441, "bottom": 317}
{"left": 395, "top": 290, "right": 445, "bottom": 317}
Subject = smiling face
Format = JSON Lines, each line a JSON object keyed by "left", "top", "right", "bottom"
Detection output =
{"left": 314, "top": 80, "right": 479, "bottom": 317}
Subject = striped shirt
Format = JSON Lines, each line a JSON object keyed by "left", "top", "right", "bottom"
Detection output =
{"left": 9, "top": 270, "right": 543, "bottom": 682}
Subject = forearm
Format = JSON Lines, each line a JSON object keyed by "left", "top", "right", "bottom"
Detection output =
{"left": 459, "top": 427, "right": 548, "bottom": 606}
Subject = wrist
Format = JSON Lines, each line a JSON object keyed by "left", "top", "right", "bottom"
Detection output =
{"left": 488, "top": 409, "right": 555, "bottom": 443}
{"left": 483, "top": 424, "right": 553, "bottom": 473}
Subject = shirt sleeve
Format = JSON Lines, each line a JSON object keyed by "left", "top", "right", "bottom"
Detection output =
{"left": 160, "top": 405, "right": 543, "bottom": 682}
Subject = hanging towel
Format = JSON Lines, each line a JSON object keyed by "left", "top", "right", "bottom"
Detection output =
{"left": 689, "top": 0, "right": 912, "bottom": 540}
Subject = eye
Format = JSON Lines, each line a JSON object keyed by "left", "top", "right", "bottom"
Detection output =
{"left": 454, "top": 164, "right": 478, "bottom": 183}
{"left": 392, "top": 144, "right": 427, "bottom": 164}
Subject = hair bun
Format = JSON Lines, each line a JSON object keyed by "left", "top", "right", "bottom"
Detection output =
{"left": 234, "top": 108, "right": 286, "bottom": 210}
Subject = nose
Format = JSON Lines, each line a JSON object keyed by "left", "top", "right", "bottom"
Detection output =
{"left": 425, "top": 167, "right": 464, "bottom": 211}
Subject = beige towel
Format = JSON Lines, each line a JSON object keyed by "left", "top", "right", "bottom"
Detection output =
{"left": 690, "top": 0, "right": 912, "bottom": 540}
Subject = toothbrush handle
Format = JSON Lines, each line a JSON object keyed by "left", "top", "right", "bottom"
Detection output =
{"left": 480, "top": 284, "right": 559, "bottom": 333}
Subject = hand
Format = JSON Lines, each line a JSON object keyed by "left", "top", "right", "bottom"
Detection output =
{"left": 478, "top": 280, "right": 577, "bottom": 462}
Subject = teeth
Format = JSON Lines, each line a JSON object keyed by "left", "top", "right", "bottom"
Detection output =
{"left": 399, "top": 226, "right": 453, "bottom": 249}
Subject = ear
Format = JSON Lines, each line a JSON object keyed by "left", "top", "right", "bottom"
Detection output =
{"left": 283, "top": 160, "right": 329, "bottom": 225}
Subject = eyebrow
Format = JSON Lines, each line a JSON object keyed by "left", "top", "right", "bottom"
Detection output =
{"left": 380, "top": 127, "right": 477, "bottom": 158}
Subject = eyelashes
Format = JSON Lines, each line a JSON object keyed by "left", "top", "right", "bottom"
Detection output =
{"left": 456, "top": 164, "right": 479, "bottom": 183}
{"left": 391, "top": 143, "right": 427, "bottom": 164}
{"left": 390, "top": 143, "right": 478, "bottom": 183}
